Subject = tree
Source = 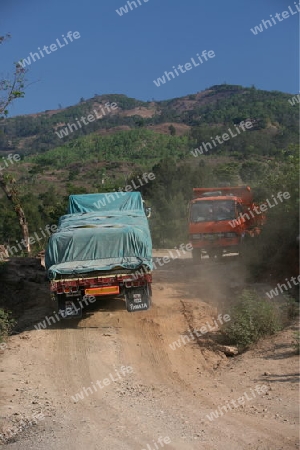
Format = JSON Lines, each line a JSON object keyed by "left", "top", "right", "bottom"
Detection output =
{"left": 168, "top": 124, "right": 176, "bottom": 136}
{"left": 135, "top": 117, "right": 144, "bottom": 128}
{"left": 0, "top": 175, "right": 30, "bottom": 253}
{"left": 0, "top": 34, "right": 30, "bottom": 253}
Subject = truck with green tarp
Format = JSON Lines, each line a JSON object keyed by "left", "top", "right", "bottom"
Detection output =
{"left": 45, "top": 191, "right": 153, "bottom": 318}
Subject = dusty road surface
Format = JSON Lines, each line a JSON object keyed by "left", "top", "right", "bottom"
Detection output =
{"left": 0, "top": 252, "right": 299, "bottom": 449}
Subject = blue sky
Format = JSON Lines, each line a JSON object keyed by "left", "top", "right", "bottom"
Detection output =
{"left": 1, "top": 0, "right": 299, "bottom": 116}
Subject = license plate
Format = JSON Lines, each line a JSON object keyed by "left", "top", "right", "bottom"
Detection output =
{"left": 133, "top": 294, "right": 142, "bottom": 303}
{"left": 85, "top": 286, "right": 120, "bottom": 296}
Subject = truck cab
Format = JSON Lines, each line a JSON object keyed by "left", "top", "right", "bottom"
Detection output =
{"left": 188, "top": 186, "right": 263, "bottom": 261}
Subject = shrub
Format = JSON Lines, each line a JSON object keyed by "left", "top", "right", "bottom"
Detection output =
{"left": 222, "top": 290, "right": 282, "bottom": 350}
{"left": 0, "top": 309, "right": 15, "bottom": 343}
{"left": 280, "top": 295, "right": 299, "bottom": 323}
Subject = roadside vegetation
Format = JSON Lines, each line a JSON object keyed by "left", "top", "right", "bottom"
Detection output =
{"left": 221, "top": 289, "right": 296, "bottom": 351}
{"left": 0, "top": 262, "right": 14, "bottom": 344}
{"left": 0, "top": 308, "right": 14, "bottom": 344}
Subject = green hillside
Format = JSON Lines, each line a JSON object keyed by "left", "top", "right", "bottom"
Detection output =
{"left": 0, "top": 84, "right": 298, "bottom": 155}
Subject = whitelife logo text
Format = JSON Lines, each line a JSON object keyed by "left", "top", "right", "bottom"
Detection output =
{"left": 92, "top": 172, "right": 156, "bottom": 210}
{"left": 228, "top": 191, "right": 290, "bottom": 229}
{"left": 169, "top": 314, "right": 230, "bottom": 351}
{"left": 206, "top": 385, "right": 268, "bottom": 422}
{"left": 250, "top": 3, "right": 300, "bottom": 35}
{"left": 116, "top": 0, "right": 150, "bottom": 16}
{"left": 191, "top": 121, "right": 253, "bottom": 157}
{"left": 0, "top": 153, "right": 21, "bottom": 173}
{"left": 71, "top": 366, "right": 133, "bottom": 402}
{"left": 18, "top": 31, "right": 81, "bottom": 68}
{"left": 266, "top": 275, "right": 300, "bottom": 299}
{"left": 153, "top": 50, "right": 215, "bottom": 87}
{"left": 54, "top": 102, "right": 118, "bottom": 139}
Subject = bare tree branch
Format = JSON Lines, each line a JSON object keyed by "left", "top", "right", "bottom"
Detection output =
{"left": 0, "top": 34, "right": 27, "bottom": 117}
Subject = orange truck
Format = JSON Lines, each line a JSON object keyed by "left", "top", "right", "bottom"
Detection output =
{"left": 188, "top": 186, "right": 265, "bottom": 261}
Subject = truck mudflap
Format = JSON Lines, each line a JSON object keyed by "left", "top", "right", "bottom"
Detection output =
{"left": 125, "top": 284, "right": 152, "bottom": 312}
{"left": 56, "top": 295, "right": 83, "bottom": 319}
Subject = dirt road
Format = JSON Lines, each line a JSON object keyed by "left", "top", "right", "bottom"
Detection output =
{"left": 0, "top": 252, "right": 298, "bottom": 449}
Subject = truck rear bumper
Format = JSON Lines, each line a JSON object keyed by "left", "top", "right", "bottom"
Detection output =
{"left": 50, "top": 271, "right": 152, "bottom": 296}
{"left": 191, "top": 237, "right": 240, "bottom": 251}
{"left": 51, "top": 270, "right": 153, "bottom": 317}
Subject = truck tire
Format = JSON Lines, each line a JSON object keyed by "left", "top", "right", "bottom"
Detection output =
{"left": 239, "top": 234, "right": 251, "bottom": 259}
{"left": 192, "top": 249, "right": 202, "bottom": 263}
{"left": 209, "top": 249, "right": 223, "bottom": 260}
{"left": 57, "top": 294, "right": 83, "bottom": 319}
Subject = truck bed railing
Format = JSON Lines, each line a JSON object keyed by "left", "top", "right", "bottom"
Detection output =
{"left": 193, "top": 186, "right": 253, "bottom": 206}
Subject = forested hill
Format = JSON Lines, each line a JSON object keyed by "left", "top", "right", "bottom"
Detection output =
{"left": 0, "top": 84, "right": 298, "bottom": 156}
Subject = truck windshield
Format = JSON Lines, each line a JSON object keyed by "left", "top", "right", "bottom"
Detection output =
{"left": 191, "top": 200, "right": 235, "bottom": 222}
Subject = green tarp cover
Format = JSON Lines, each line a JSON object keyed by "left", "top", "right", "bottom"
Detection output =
{"left": 45, "top": 192, "right": 152, "bottom": 279}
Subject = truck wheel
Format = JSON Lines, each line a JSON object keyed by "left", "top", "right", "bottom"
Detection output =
{"left": 57, "top": 294, "right": 65, "bottom": 312}
{"left": 192, "top": 249, "right": 202, "bottom": 263}
{"left": 211, "top": 249, "right": 223, "bottom": 260}
{"left": 239, "top": 234, "right": 251, "bottom": 259}
{"left": 57, "top": 295, "right": 82, "bottom": 319}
